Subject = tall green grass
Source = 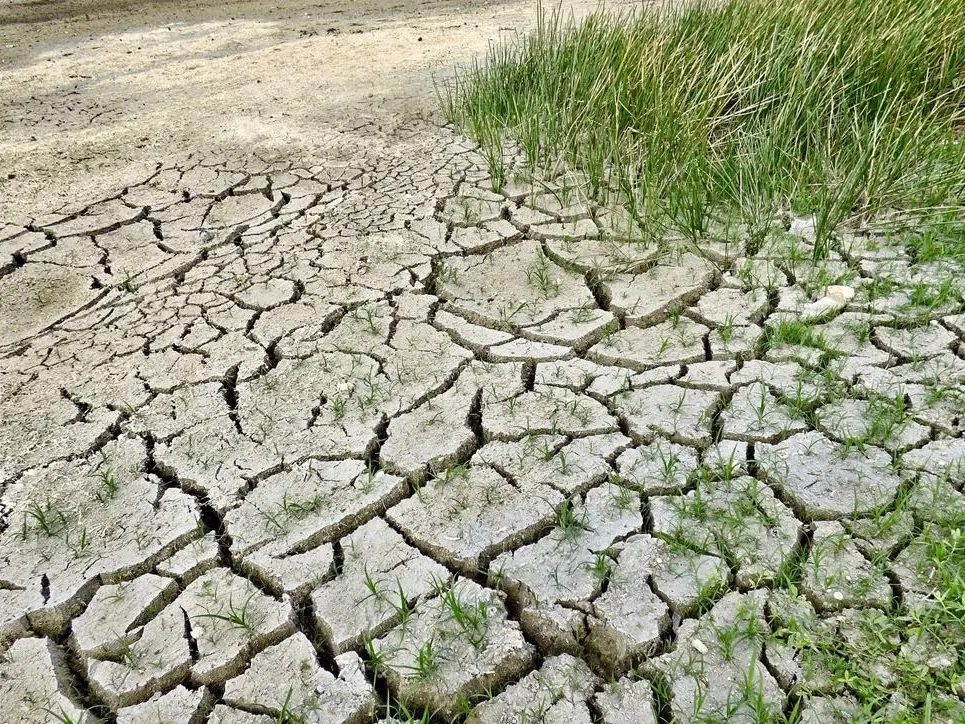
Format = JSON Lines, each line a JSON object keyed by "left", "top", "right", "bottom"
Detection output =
{"left": 444, "top": 0, "right": 965, "bottom": 256}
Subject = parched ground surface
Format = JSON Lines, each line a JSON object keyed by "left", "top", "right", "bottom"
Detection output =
{"left": 3, "top": 1, "right": 965, "bottom": 722}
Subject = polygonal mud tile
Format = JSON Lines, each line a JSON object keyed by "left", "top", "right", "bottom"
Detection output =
{"left": 523, "top": 307, "right": 618, "bottom": 350}
{"left": 815, "top": 398, "right": 931, "bottom": 453}
{"left": 466, "top": 654, "right": 598, "bottom": 723}
{"left": 756, "top": 432, "right": 901, "bottom": 519}
{"left": 181, "top": 569, "right": 294, "bottom": 686}
{"left": 0, "top": 585, "right": 42, "bottom": 642}
{"left": 587, "top": 318, "right": 709, "bottom": 372}
{"left": 380, "top": 393, "right": 477, "bottom": 479}
{"left": 645, "top": 591, "right": 784, "bottom": 722}
{"left": 901, "top": 437, "right": 965, "bottom": 485}
{"left": 1, "top": 437, "right": 200, "bottom": 634}
{"left": 71, "top": 574, "right": 179, "bottom": 660}
{"left": 526, "top": 191, "right": 593, "bottom": 221}
{"left": 695, "top": 287, "right": 769, "bottom": 327}
{"left": 889, "top": 350, "right": 965, "bottom": 385}
{"left": 585, "top": 541, "right": 673, "bottom": 675}
{"left": 116, "top": 685, "right": 206, "bottom": 723}
{"left": 207, "top": 704, "right": 270, "bottom": 723}
{"left": 489, "top": 485, "right": 643, "bottom": 652}
{"left": 448, "top": 223, "right": 519, "bottom": 254}
{"left": 434, "top": 308, "right": 515, "bottom": 350}
{"left": 0, "top": 379, "right": 122, "bottom": 480}
{"left": 633, "top": 534, "right": 728, "bottom": 620}
{"left": 528, "top": 218, "right": 600, "bottom": 242}
{"left": 88, "top": 602, "right": 192, "bottom": 710}
{"left": 239, "top": 542, "right": 335, "bottom": 597}
{"left": 311, "top": 517, "right": 449, "bottom": 655}
{"left": 614, "top": 441, "right": 699, "bottom": 495}
{"left": 387, "top": 466, "right": 560, "bottom": 575}
{"left": 0, "top": 637, "right": 86, "bottom": 724}
{"left": 651, "top": 476, "right": 800, "bottom": 587}
{"left": 482, "top": 387, "right": 618, "bottom": 441}
{"left": 594, "top": 677, "right": 658, "bottom": 724}
{"left": 156, "top": 533, "right": 221, "bottom": 582}
{"left": 875, "top": 324, "right": 957, "bottom": 359}
{"left": 535, "top": 358, "right": 634, "bottom": 396}
{"left": 475, "top": 432, "right": 630, "bottom": 495}
{"left": 707, "top": 323, "right": 764, "bottom": 360}
{"left": 730, "top": 360, "right": 836, "bottom": 405}
{"left": 222, "top": 634, "right": 374, "bottom": 722}
{"left": 234, "top": 353, "right": 382, "bottom": 461}
{"left": 436, "top": 241, "right": 596, "bottom": 330}
{"left": 906, "top": 472, "right": 965, "bottom": 525}
{"left": 844, "top": 508, "right": 914, "bottom": 559}
{"left": 152, "top": 421, "right": 282, "bottom": 514}
{"left": 487, "top": 337, "right": 573, "bottom": 362}
{"left": 891, "top": 523, "right": 964, "bottom": 612}
{"left": 801, "top": 521, "right": 892, "bottom": 612}
{"left": 721, "top": 381, "right": 809, "bottom": 443}
{"left": 763, "top": 590, "right": 829, "bottom": 692}
{"left": 612, "top": 385, "right": 718, "bottom": 446}
{"left": 250, "top": 298, "right": 342, "bottom": 348}
{"left": 439, "top": 196, "right": 506, "bottom": 226}
{"left": 799, "top": 695, "right": 864, "bottom": 723}
{"left": 224, "top": 459, "right": 406, "bottom": 557}
{"left": 907, "top": 384, "right": 965, "bottom": 437}
{"left": 372, "top": 579, "right": 535, "bottom": 721}
{"left": 678, "top": 360, "right": 738, "bottom": 390}
{"left": 545, "top": 236, "right": 658, "bottom": 274}
{"left": 598, "top": 253, "right": 717, "bottom": 327}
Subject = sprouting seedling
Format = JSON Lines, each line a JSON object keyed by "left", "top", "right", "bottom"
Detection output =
{"left": 392, "top": 580, "right": 413, "bottom": 626}
{"left": 41, "top": 707, "right": 87, "bottom": 724}
{"left": 442, "top": 587, "right": 489, "bottom": 647}
{"left": 363, "top": 633, "right": 388, "bottom": 671}
{"left": 95, "top": 468, "right": 120, "bottom": 503}
{"left": 436, "top": 463, "right": 470, "bottom": 486}
{"left": 524, "top": 249, "right": 561, "bottom": 298}
{"left": 68, "top": 526, "right": 93, "bottom": 559}
{"left": 565, "top": 397, "right": 593, "bottom": 426}
{"left": 497, "top": 301, "right": 528, "bottom": 326}
{"left": 554, "top": 500, "right": 591, "bottom": 540}
{"left": 570, "top": 300, "right": 596, "bottom": 324}
{"left": 657, "top": 336, "right": 673, "bottom": 357}
{"left": 274, "top": 687, "right": 306, "bottom": 724}
{"left": 21, "top": 499, "right": 68, "bottom": 539}
{"left": 195, "top": 593, "right": 261, "bottom": 634}
{"left": 719, "top": 314, "right": 735, "bottom": 344}
{"left": 411, "top": 637, "right": 440, "bottom": 679}
{"left": 461, "top": 201, "right": 480, "bottom": 225}
{"left": 556, "top": 449, "right": 572, "bottom": 475}
{"left": 754, "top": 384, "right": 770, "bottom": 426}
{"left": 585, "top": 552, "right": 614, "bottom": 583}
{"left": 438, "top": 261, "right": 459, "bottom": 285}
{"left": 330, "top": 394, "right": 347, "bottom": 421}
{"left": 360, "top": 565, "right": 385, "bottom": 605}
{"left": 657, "top": 446, "right": 680, "bottom": 484}
{"left": 535, "top": 437, "right": 556, "bottom": 461}
{"left": 609, "top": 482, "right": 636, "bottom": 511}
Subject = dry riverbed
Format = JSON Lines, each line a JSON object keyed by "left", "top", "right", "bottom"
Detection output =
{"left": 1, "top": 0, "right": 964, "bottom": 722}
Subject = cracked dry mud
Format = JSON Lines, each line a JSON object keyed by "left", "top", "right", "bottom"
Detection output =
{"left": 3, "top": 2, "right": 965, "bottom": 723}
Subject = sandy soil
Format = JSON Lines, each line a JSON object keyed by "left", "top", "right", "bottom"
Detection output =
{"left": 0, "top": 0, "right": 619, "bottom": 222}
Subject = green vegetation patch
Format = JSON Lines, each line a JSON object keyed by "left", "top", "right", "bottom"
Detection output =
{"left": 444, "top": 0, "right": 965, "bottom": 256}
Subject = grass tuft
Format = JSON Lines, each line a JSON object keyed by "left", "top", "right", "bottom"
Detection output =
{"left": 444, "top": 0, "right": 965, "bottom": 257}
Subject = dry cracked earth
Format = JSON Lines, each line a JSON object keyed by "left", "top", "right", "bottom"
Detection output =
{"left": 3, "top": 2, "right": 965, "bottom": 724}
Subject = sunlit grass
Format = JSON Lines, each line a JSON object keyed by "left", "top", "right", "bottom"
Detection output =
{"left": 443, "top": 0, "right": 965, "bottom": 257}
